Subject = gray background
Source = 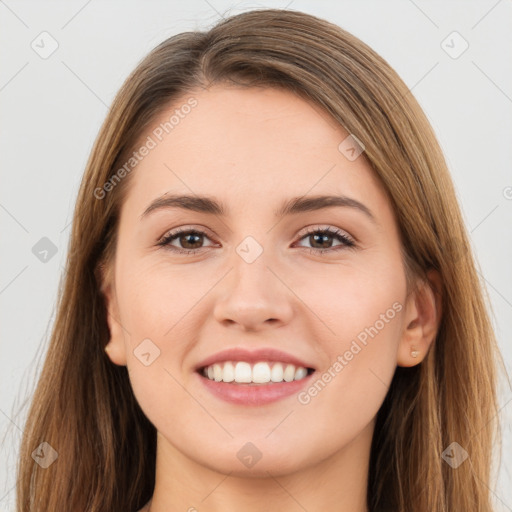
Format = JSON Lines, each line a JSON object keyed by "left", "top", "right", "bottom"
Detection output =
{"left": 1, "top": 0, "right": 511, "bottom": 510}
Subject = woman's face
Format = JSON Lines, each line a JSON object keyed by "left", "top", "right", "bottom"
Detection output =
{"left": 103, "top": 84, "right": 420, "bottom": 477}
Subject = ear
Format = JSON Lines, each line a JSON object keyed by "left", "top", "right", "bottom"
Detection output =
{"left": 99, "top": 262, "right": 128, "bottom": 367}
{"left": 397, "top": 269, "right": 442, "bottom": 367}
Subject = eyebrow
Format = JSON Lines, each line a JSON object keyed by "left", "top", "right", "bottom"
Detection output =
{"left": 140, "top": 193, "right": 377, "bottom": 224}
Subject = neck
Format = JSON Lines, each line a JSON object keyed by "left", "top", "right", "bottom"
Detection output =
{"left": 145, "top": 420, "right": 373, "bottom": 512}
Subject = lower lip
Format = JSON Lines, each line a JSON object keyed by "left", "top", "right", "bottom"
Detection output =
{"left": 196, "top": 371, "right": 315, "bottom": 406}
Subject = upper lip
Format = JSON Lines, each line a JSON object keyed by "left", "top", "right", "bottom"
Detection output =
{"left": 195, "top": 347, "right": 316, "bottom": 371}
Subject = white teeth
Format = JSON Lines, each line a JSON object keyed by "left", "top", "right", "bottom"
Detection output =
{"left": 252, "top": 362, "right": 271, "bottom": 383}
{"left": 201, "top": 361, "right": 311, "bottom": 384}
{"left": 270, "top": 363, "right": 284, "bottom": 382}
{"left": 222, "top": 362, "right": 235, "bottom": 382}
{"left": 294, "top": 367, "right": 308, "bottom": 380}
{"left": 283, "top": 364, "right": 295, "bottom": 382}
{"left": 213, "top": 363, "right": 223, "bottom": 382}
{"left": 234, "top": 362, "right": 252, "bottom": 383}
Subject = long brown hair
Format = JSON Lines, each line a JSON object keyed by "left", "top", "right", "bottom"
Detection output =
{"left": 15, "top": 8, "right": 506, "bottom": 511}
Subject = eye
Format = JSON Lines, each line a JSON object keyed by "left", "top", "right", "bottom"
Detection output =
{"left": 294, "top": 226, "right": 356, "bottom": 255}
{"left": 156, "top": 227, "right": 217, "bottom": 255}
{"left": 156, "top": 225, "right": 356, "bottom": 255}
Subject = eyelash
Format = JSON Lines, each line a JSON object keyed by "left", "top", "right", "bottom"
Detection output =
{"left": 156, "top": 225, "right": 356, "bottom": 256}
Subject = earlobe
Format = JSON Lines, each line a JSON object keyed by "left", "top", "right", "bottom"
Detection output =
{"left": 101, "top": 279, "right": 128, "bottom": 367}
{"left": 104, "top": 340, "right": 127, "bottom": 366}
{"left": 397, "top": 269, "right": 442, "bottom": 368}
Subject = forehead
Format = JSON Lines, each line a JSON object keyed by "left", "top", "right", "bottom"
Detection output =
{"left": 120, "top": 85, "right": 389, "bottom": 222}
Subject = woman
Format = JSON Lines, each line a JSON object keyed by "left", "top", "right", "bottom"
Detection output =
{"left": 15, "top": 8, "right": 505, "bottom": 512}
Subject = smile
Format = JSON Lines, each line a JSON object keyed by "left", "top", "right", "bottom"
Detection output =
{"left": 200, "top": 361, "right": 314, "bottom": 384}
{"left": 196, "top": 362, "right": 316, "bottom": 406}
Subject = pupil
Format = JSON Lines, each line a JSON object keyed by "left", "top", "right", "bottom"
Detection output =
{"left": 182, "top": 233, "right": 202, "bottom": 248}
{"left": 312, "top": 233, "right": 331, "bottom": 248}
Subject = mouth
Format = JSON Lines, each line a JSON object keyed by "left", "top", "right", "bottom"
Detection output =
{"left": 193, "top": 347, "right": 317, "bottom": 404}
{"left": 195, "top": 361, "right": 316, "bottom": 405}
{"left": 197, "top": 361, "right": 316, "bottom": 385}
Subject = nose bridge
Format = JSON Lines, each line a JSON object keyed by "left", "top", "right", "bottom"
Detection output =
{"left": 213, "top": 235, "right": 294, "bottom": 330}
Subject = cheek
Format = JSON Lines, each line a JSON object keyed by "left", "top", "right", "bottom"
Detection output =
{"left": 110, "top": 245, "right": 407, "bottom": 472}
{"left": 294, "top": 282, "right": 404, "bottom": 442}
{"left": 115, "top": 256, "right": 227, "bottom": 391}
{"left": 118, "top": 259, "right": 206, "bottom": 336}
{"left": 292, "top": 254, "right": 406, "bottom": 342}
{"left": 294, "top": 257, "right": 405, "bottom": 401}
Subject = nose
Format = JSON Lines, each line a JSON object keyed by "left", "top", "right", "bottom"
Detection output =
{"left": 213, "top": 253, "right": 294, "bottom": 332}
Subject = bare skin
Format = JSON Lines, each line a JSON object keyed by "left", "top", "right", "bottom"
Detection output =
{"left": 102, "top": 85, "right": 442, "bottom": 512}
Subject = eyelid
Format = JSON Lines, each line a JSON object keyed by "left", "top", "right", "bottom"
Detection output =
{"left": 158, "top": 224, "right": 354, "bottom": 241}
{"left": 297, "top": 224, "right": 354, "bottom": 241}
{"left": 157, "top": 224, "right": 217, "bottom": 243}
{"left": 157, "top": 223, "right": 357, "bottom": 254}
